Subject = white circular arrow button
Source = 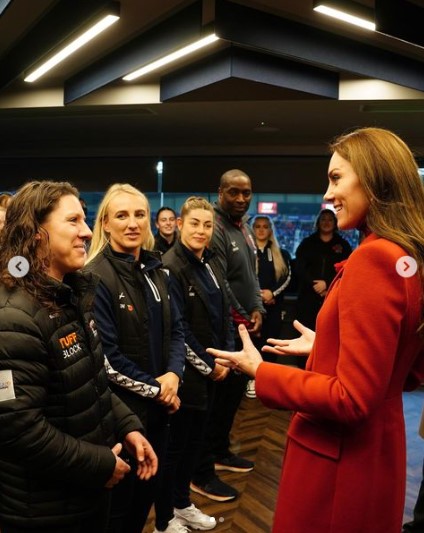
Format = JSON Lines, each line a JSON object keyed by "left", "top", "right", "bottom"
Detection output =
{"left": 396, "top": 256, "right": 418, "bottom": 278}
{"left": 8, "top": 256, "right": 30, "bottom": 278}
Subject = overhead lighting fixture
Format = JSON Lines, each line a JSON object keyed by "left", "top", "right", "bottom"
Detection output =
{"left": 313, "top": 0, "right": 375, "bottom": 31}
{"left": 24, "top": 7, "right": 120, "bottom": 83}
{"left": 0, "top": 0, "right": 12, "bottom": 16}
{"left": 123, "top": 33, "right": 219, "bottom": 81}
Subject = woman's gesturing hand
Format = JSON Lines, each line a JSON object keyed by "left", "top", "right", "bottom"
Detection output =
{"left": 206, "top": 324, "right": 263, "bottom": 378}
{"left": 262, "top": 320, "right": 315, "bottom": 357}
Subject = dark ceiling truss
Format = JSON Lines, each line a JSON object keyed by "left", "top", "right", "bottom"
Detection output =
{"left": 160, "top": 46, "right": 339, "bottom": 102}
{"left": 0, "top": 0, "right": 424, "bottom": 107}
{"left": 64, "top": 1, "right": 203, "bottom": 104}
{"left": 65, "top": 0, "right": 424, "bottom": 103}
{"left": 213, "top": 0, "right": 424, "bottom": 93}
{"left": 0, "top": 0, "right": 118, "bottom": 91}
{"left": 375, "top": 0, "right": 424, "bottom": 49}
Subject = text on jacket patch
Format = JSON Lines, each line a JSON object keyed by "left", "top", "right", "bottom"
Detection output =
{"left": 0, "top": 369, "right": 16, "bottom": 401}
{"left": 59, "top": 331, "right": 82, "bottom": 358}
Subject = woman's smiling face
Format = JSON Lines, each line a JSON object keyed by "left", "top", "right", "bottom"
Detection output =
{"left": 178, "top": 208, "right": 214, "bottom": 258}
{"left": 40, "top": 194, "right": 92, "bottom": 280}
{"left": 324, "top": 151, "right": 370, "bottom": 231}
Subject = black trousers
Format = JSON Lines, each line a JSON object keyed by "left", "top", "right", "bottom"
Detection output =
{"left": 155, "top": 406, "right": 209, "bottom": 530}
{"left": 107, "top": 403, "right": 170, "bottom": 533}
{"left": 192, "top": 362, "right": 248, "bottom": 484}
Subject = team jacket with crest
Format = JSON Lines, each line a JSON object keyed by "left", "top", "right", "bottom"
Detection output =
{"left": 0, "top": 272, "right": 142, "bottom": 528}
{"left": 162, "top": 240, "right": 234, "bottom": 410}
{"left": 85, "top": 245, "right": 185, "bottom": 422}
{"left": 212, "top": 203, "right": 265, "bottom": 319}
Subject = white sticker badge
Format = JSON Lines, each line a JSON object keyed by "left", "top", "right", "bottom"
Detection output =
{"left": 0, "top": 370, "right": 16, "bottom": 402}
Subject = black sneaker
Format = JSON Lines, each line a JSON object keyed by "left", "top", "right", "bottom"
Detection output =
{"left": 190, "top": 476, "right": 238, "bottom": 502}
{"left": 214, "top": 453, "right": 254, "bottom": 473}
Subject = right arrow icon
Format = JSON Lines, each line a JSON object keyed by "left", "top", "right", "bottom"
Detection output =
{"left": 396, "top": 256, "right": 418, "bottom": 278}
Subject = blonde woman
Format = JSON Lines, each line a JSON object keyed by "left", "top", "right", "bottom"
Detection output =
{"left": 85, "top": 183, "right": 185, "bottom": 533}
{"left": 154, "top": 197, "right": 233, "bottom": 532}
{"left": 246, "top": 215, "right": 292, "bottom": 398}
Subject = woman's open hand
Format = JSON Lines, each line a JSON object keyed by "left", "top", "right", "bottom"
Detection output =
{"left": 207, "top": 324, "right": 262, "bottom": 378}
{"left": 262, "top": 320, "right": 315, "bottom": 357}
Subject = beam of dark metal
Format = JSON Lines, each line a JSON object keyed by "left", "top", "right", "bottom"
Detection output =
{"left": 0, "top": 0, "right": 114, "bottom": 91}
{"left": 161, "top": 46, "right": 338, "bottom": 101}
{"left": 375, "top": 0, "right": 424, "bottom": 49}
{"left": 64, "top": 2, "right": 202, "bottom": 104}
{"left": 215, "top": 0, "right": 424, "bottom": 92}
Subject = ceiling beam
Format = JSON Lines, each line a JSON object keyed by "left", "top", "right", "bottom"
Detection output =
{"left": 64, "top": 1, "right": 203, "bottom": 104}
{"left": 0, "top": 0, "right": 114, "bottom": 91}
{"left": 375, "top": 0, "right": 424, "bottom": 48}
{"left": 161, "top": 46, "right": 339, "bottom": 101}
{"left": 214, "top": 0, "right": 424, "bottom": 93}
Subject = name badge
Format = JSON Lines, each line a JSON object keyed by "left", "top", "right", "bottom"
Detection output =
{"left": 0, "top": 370, "right": 16, "bottom": 402}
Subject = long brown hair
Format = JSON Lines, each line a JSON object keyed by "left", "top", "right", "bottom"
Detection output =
{"left": 330, "top": 127, "right": 424, "bottom": 333}
{"left": 0, "top": 180, "right": 79, "bottom": 305}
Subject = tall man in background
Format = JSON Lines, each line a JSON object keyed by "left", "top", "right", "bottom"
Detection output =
{"left": 191, "top": 169, "right": 265, "bottom": 502}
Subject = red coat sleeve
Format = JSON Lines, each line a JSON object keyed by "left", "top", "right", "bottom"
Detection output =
{"left": 256, "top": 237, "right": 423, "bottom": 425}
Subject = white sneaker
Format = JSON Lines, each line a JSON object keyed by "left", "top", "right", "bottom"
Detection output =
{"left": 153, "top": 516, "right": 190, "bottom": 533}
{"left": 174, "top": 503, "right": 217, "bottom": 530}
{"left": 245, "top": 379, "right": 256, "bottom": 399}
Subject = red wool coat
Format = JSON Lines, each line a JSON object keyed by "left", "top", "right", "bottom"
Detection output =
{"left": 256, "top": 234, "right": 424, "bottom": 533}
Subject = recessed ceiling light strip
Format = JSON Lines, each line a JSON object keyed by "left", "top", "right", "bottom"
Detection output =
{"left": 123, "top": 33, "right": 219, "bottom": 81}
{"left": 24, "top": 14, "right": 120, "bottom": 83}
{"left": 314, "top": 4, "right": 375, "bottom": 31}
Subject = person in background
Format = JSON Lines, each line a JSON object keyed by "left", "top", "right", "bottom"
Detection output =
{"left": 154, "top": 196, "right": 232, "bottom": 532}
{"left": 295, "top": 208, "right": 352, "bottom": 330}
{"left": 154, "top": 206, "right": 178, "bottom": 254}
{"left": 246, "top": 215, "right": 292, "bottom": 399}
{"left": 295, "top": 207, "right": 351, "bottom": 368}
{"left": 191, "top": 169, "right": 265, "bottom": 502}
{"left": 85, "top": 184, "right": 185, "bottom": 533}
{"left": 206, "top": 128, "right": 424, "bottom": 533}
{"left": 0, "top": 181, "right": 157, "bottom": 533}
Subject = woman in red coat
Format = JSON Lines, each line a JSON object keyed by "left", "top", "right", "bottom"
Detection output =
{"left": 207, "top": 127, "right": 424, "bottom": 532}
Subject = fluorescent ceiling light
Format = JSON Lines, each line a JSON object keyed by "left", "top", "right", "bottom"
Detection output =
{"left": 314, "top": 2, "right": 375, "bottom": 31}
{"left": 24, "top": 14, "right": 119, "bottom": 82}
{"left": 123, "top": 33, "right": 219, "bottom": 81}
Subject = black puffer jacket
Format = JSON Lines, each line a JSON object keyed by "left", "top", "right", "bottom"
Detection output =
{"left": 0, "top": 272, "right": 142, "bottom": 528}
